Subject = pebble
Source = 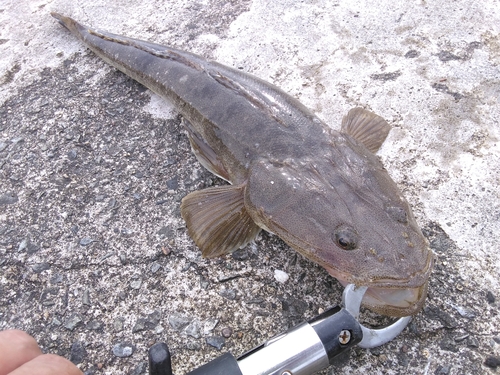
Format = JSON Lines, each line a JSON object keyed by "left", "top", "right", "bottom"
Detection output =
{"left": 67, "top": 149, "right": 77, "bottom": 160}
{"left": 82, "top": 289, "right": 91, "bottom": 305}
{"left": 424, "top": 306, "right": 458, "bottom": 329}
{"left": 130, "top": 362, "right": 147, "bottom": 375}
{"left": 79, "top": 237, "right": 94, "bottom": 246}
{"left": 206, "top": 336, "right": 225, "bottom": 350}
{"left": 274, "top": 269, "right": 289, "bottom": 283}
{"left": 112, "top": 342, "right": 135, "bottom": 358}
{"left": 18, "top": 239, "right": 28, "bottom": 252}
{"left": 168, "top": 313, "right": 192, "bottom": 331}
{"left": 203, "top": 318, "right": 219, "bottom": 335}
{"left": 86, "top": 320, "right": 103, "bottom": 330}
{"left": 0, "top": 192, "right": 18, "bottom": 205}
{"left": 219, "top": 288, "right": 237, "bottom": 300}
{"left": 435, "top": 365, "right": 450, "bottom": 374}
{"left": 64, "top": 313, "right": 83, "bottom": 331}
{"left": 133, "top": 311, "right": 161, "bottom": 332}
{"left": 113, "top": 318, "right": 124, "bottom": 332}
{"left": 232, "top": 248, "right": 249, "bottom": 261}
{"left": 486, "top": 291, "right": 496, "bottom": 303}
{"left": 485, "top": 356, "right": 500, "bottom": 369}
{"left": 150, "top": 262, "right": 162, "bottom": 274}
{"left": 32, "top": 262, "right": 50, "bottom": 273}
{"left": 70, "top": 341, "right": 87, "bottom": 364}
{"left": 185, "top": 320, "right": 201, "bottom": 338}
{"left": 130, "top": 277, "right": 142, "bottom": 290}
{"left": 186, "top": 341, "right": 202, "bottom": 351}
{"left": 166, "top": 177, "right": 178, "bottom": 190}
{"left": 221, "top": 327, "right": 233, "bottom": 338}
{"left": 452, "top": 304, "right": 476, "bottom": 319}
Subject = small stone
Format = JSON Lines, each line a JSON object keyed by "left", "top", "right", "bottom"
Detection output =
{"left": 453, "top": 305, "right": 476, "bottom": 319}
{"left": 274, "top": 269, "right": 289, "bottom": 283}
{"left": 119, "top": 253, "right": 127, "bottom": 265}
{"left": 203, "top": 318, "right": 219, "bottom": 335}
{"left": 486, "top": 291, "right": 496, "bottom": 303}
{"left": 439, "top": 337, "right": 458, "bottom": 353}
{"left": 86, "top": 321, "right": 103, "bottom": 330}
{"left": 130, "top": 362, "right": 147, "bottom": 375}
{"left": 206, "top": 336, "right": 225, "bottom": 350}
{"left": 50, "top": 273, "right": 64, "bottom": 284}
{"left": 67, "top": 149, "right": 77, "bottom": 160}
{"left": 130, "top": 277, "right": 142, "bottom": 290}
{"left": 434, "top": 365, "right": 450, "bottom": 374}
{"left": 64, "top": 313, "right": 83, "bottom": 331}
{"left": 121, "top": 228, "right": 134, "bottom": 237}
{"left": 0, "top": 192, "right": 18, "bottom": 205}
{"left": 32, "top": 262, "right": 50, "bottom": 273}
{"left": 485, "top": 356, "right": 500, "bottom": 369}
{"left": 150, "top": 262, "right": 162, "bottom": 274}
{"left": 219, "top": 288, "right": 237, "bottom": 300}
{"left": 405, "top": 50, "right": 420, "bottom": 58}
{"left": 169, "top": 313, "right": 192, "bottom": 331}
{"left": 70, "top": 341, "right": 87, "bottom": 364}
{"left": 221, "top": 327, "right": 233, "bottom": 338}
{"left": 186, "top": 341, "right": 202, "bottom": 351}
{"left": 82, "top": 289, "right": 91, "bottom": 305}
{"left": 79, "top": 237, "right": 94, "bottom": 246}
{"left": 18, "top": 239, "right": 28, "bottom": 252}
{"left": 200, "top": 275, "right": 209, "bottom": 289}
{"left": 467, "top": 336, "right": 479, "bottom": 348}
{"left": 166, "top": 177, "right": 178, "bottom": 190}
{"left": 113, "top": 318, "right": 124, "bottom": 332}
{"left": 185, "top": 320, "right": 201, "bottom": 339}
{"left": 112, "top": 342, "right": 135, "bottom": 358}
{"left": 232, "top": 248, "right": 249, "bottom": 261}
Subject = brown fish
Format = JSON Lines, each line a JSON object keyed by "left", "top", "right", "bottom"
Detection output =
{"left": 52, "top": 13, "right": 433, "bottom": 317}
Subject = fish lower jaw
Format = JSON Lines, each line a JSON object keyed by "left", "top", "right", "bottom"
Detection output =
{"left": 327, "top": 269, "right": 427, "bottom": 317}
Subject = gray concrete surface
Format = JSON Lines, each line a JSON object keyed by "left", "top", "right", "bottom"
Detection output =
{"left": 1, "top": 0, "right": 499, "bottom": 374}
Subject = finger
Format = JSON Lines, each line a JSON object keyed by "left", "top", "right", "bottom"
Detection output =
{"left": 0, "top": 330, "right": 42, "bottom": 375}
{"left": 8, "top": 354, "right": 83, "bottom": 375}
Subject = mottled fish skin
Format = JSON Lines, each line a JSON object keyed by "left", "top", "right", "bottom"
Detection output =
{"left": 52, "top": 13, "right": 433, "bottom": 317}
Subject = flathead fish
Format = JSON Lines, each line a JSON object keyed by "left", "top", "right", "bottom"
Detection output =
{"left": 52, "top": 13, "right": 433, "bottom": 317}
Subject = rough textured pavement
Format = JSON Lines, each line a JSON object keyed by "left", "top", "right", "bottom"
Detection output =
{"left": 1, "top": 1, "right": 499, "bottom": 374}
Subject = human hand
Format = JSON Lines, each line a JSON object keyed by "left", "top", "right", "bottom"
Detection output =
{"left": 0, "top": 330, "right": 83, "bottom": 375}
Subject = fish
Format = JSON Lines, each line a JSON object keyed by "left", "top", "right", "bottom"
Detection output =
{"left": 51, "top": 13, "right": 434, "bottom": 317}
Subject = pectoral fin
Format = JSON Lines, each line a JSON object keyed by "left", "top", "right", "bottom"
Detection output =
{"left": 180, "top": 184, "right": 261, "bottom": 258}
{"left": 341, "top": 108, "right": 391, "bottom": 153}
{"left": 184, "top": 119, "right": 230, "bottom": 181}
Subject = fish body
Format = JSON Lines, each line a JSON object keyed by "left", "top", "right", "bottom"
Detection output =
{"left": 52, "top": 13, "right": 433, "bottom": 317}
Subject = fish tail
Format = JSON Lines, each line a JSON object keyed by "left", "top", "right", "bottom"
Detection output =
{"left": 51, "top": 12, "right": 87, "bottom": 38}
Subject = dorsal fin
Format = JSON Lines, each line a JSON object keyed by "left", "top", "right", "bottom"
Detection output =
{"left": 341, "top": 108, "right": 391, "bottom": 153}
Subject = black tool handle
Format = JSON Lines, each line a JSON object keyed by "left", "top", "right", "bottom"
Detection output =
{"left": 148, "top": 344, "right": 242, "bottom": 375}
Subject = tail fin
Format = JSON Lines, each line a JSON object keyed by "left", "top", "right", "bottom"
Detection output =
{"left": 51, "top": 12, "right": 87, "bottom": 37}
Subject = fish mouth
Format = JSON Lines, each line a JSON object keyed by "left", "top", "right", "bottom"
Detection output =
{"left": 360, "top": 282, "right": 428, "bottom": 317}
{"left": 327, "top": 268, "right": 429, "bottom": 317}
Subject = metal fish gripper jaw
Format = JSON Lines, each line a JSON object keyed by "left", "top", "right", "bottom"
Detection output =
{"left": 148, "top": 284, "right": 412, "bottom": 375}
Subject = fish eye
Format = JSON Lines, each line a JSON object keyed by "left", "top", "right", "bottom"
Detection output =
{"left": 333, "top": 225, "right": 358, "bottom": 250}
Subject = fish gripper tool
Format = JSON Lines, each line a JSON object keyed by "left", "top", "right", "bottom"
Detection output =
{"left": 148, "top": 284, "right": 411, "bottom": 375}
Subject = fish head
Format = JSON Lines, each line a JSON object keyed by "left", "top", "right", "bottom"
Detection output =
{"left": 244, "top": 142, "right": 433, "bottom": 317}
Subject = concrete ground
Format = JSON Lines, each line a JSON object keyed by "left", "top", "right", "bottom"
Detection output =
{"left": 1, "top": 0, "right": 499, "bottom": 374}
